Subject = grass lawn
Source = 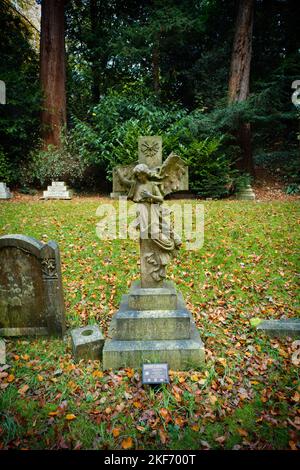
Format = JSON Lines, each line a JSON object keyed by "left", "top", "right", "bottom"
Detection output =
{"left": 0, "top": 197, "right": 299, "bottom": 450}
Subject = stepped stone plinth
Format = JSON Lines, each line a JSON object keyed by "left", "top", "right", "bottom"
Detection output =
{"left": 103, "top": 282, "right": 205, "bottom": 370}
{"left": 42, "top": 181, "right": 72, "bottom": 200}
{"left": 236, "top": 184, "right": 256, "bottom": 200}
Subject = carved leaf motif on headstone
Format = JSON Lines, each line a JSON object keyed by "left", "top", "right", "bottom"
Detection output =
{"left": 41, "top": 258, "right": 57, "bottom": 278}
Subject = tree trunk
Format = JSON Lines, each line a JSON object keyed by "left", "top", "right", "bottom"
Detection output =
{"left": 152, "top": 38, "right": 160, "bottom": 95}
{"left": 40, "top": 0, "right": 66, "bottom": 148}
{"left": 90, "top": 0, "right": 100, "bottom": 103}
{"left": 228, "top": 0, "right": 254, "bottom": 174}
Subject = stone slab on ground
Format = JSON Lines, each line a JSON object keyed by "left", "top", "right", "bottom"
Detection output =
{"left": 257, "top": 319, "right": 300, "bottom": 338}
{"left": 42, "top": 181, "right": 73, "bottom": 200}
{"left": 0, "top": 182, "right": 12, "bottom": 199}
{"left": 71, "top": 325, "right": 104, "bottom": 362}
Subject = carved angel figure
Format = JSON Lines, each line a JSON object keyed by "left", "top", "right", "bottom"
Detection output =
{"left": 116, "top": 162, "right": 182, "bottom": 286}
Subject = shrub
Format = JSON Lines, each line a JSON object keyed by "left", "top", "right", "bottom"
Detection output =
{"left": 20, "top": 133, "right": 90, "bottom": 188}
{"left": 69, "top": 87, "right": 188, "bottom": 179}
{"left": 68, "top": 87, "right": 237, "bottom": 197}
{"left": 285, "top": 183, "right": 300, "bottom": 195}
{"left": 0, "top": 148, "right": 13, "bottom": 184}
{"left": 179, "top": 138, "right": 236, "bottom": 198}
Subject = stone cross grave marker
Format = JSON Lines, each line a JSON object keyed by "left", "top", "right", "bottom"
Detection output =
{"left": 103, "top": 136, "right": 204, "bottom": 370}
{"left": 0, "top": 235, "right": 66, "bottom": 337}
{"left": 111, "top": 136, "right": 188, "bottom": 198}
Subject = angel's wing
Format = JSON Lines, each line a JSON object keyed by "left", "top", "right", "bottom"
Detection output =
{"left": 158, "top": 153, "right": 189, "bottom": 195}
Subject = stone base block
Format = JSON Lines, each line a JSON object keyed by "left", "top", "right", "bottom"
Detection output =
{"left": 257, "top": 319, "right": 300, "bottom": 338}
{"left": 113, "top": 294, "right": 190, "bottom": 340}
{"left": 103, "top": 321, "right": 205, "bottom": 370}
{"left": 43, "top": 192, "right": 72, "bottom": 200}
{"left": 71, "top": 325, "right": 104, "bottom": 362}
{"left": 128, "top": 281, "right": 177, "bottom": 311}
{"left": 0, "top": 327, "right": 49, "bottom": 336}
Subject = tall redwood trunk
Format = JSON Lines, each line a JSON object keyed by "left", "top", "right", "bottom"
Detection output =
{"left": 228, "top": 0, "right": 254, "bottom": 174}
{"left": 40, "top": 0, "right": 66, "bottom": 148}
{"left": 90, "top": 0, "right": 100, "bottom": 103}
{"left": 152, "top": 35, "right": 160, "bottom": 95}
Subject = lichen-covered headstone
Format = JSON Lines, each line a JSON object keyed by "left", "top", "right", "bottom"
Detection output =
{"left": 0, "top": 235, "right": 66, "bottom": 337}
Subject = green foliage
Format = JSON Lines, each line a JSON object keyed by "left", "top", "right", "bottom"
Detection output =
{"left": 70, "top": 86, "right": 187, "bottom": 176}
{"left": 234, "top": 173, "right": 252, "bottom": 192}
{"left": 21, "top": 133, "right": 90, "bottom": 188}
{"left": 179, "top": 138, "right": 235, "bottom": 198}
{"left": 0, "top": 147, "right": 13, "bottom": 184}
{"left": 0, "top": 199, "right": 298, "bottom": 449}
{"left": 0, "top": 2, "right": 40, "bottom": 181}
{"left": 2, "top": 0, "right": 299, "bottom": 191}
{"left": 285, "top": 183, "right": 300, "bottom": 195}
{"left": 64, "top": 0, "right": 299, "bottom": 192}
{"left": 67, "top": 87, "right": 239, "bottom": 197}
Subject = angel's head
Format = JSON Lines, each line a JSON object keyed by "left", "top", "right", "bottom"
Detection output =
{"left": 133, "top": 163, "right": 152, "bottom": 183}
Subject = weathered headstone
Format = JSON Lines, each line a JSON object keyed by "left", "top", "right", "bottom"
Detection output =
{"left": 71, "top": 325, "right": 104, "bottom": 362}
{"left": 0, "top": 235, "right": 66, "bottom": 337}
{"left": 42, "top": 181, "right": 72, "bottom": 200}
{"left": 0, "top": 182, "right": 12, "bottom": 199}
{"left": 110, "top": 136, "right": 188, "bottom": 198}
{"left": 103, "top": 138, "right": 204, "bottom": 370}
